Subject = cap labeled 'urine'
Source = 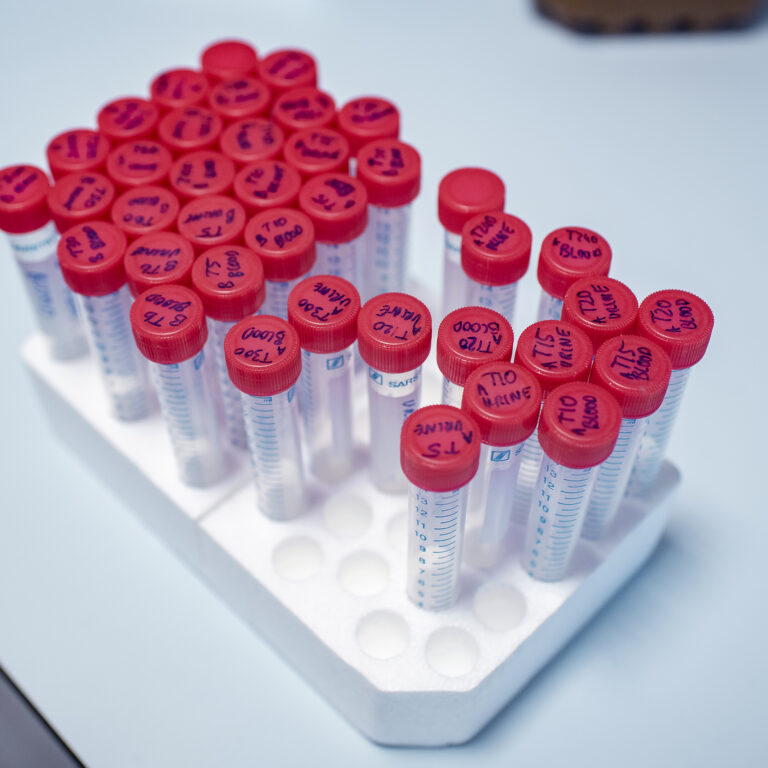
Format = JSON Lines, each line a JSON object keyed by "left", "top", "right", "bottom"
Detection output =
{"left": 97, "top": 97, "right": 159, "bottom": 142}
{"left": 234, "top": 159, "right": 302, "bottom": 214}
{"left": 461, "top": 211, "right": 532, "bottom": 286}
{"left": 177, "top": 194, "right": 246, "bottom": 254}
{"left": 272, "top": 86, "right": 336, "bottom": 134}
{"left": 438, "top": 167, "right": 505, "bottom": 235}
{"left": 356, "top": 139, "right": 421, "bottom": 209}
{"left": 46, "top": 130, "right": 111, "bottom": 180}
{"left": 57, "top": 220, "right": 127, "bottom": 296}
{"left": 47, "top": 172, "right": 115, "bottom": 233}
{"left": 106, "top": 140, "right": 173, "bottom": 190}
{"left": 169, "top": 150, "right": 235, "bottom": 200}
{"left": 150, "top": 68, "right": 209, "bottom": 112}
{"left": 124, "top": 231, "right": 195, "bottom": 297}
{"left": 283, "top": 127, "right": 350, "bottom": 179}
{"left": 111, "top": 185, "right": 180, "bottom": 239}
{"left": 0, "top": 164, "right": 51, "bottom": 233}
{"left": 298, "top": 172, "right": 368, "bottom": 244}
{"left": 337, "top": 96, "right": 400, "bottom": 157}
{"left": 258, "top": 49, "right": 317, "bottom": 95}
{"left": 201, "top": 39, "right": 259, "bottom": 82}
{"left": 219, "top": 118, "right": 285, "bottom": 166}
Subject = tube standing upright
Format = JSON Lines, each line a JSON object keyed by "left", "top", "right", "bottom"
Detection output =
{"left": 271, "top": 87, "right": 336, "bottom": 136}
{"left": 47, "top": 171, "right": 115, "bottom": 233}
{"left": 157, "top": 106, "right": 224, "bottom": 157}
{"left": 220, "top": 118, "right": 285, "bottom": 168}
{"left": 169, "top": 150, "right": 236, "bottom": 201}
{"left": 401, "top": 404, "right": 481, "bottom": 610}
{"left": 0, "top": 165, "right": 87, "bottom": 359}
{"left": 357, "top": 292, "right": 432, "bottom": 494}
{"left": 124, "top": 232, "right": 196, "bottom": 297}
{"left": 97, "top": 97, "right": 160, "bottom": 143}
{"left": 150, "top": 68, "right": 210, "bottom": 113}
{"left": 201, "top": 40, "right": 259, "bottom": 82}
{"left": 257, "top": 49, "right": 318, "bottom": 97}
{"left": 208, "top": 76, "right": 272, "bottom": 124}
{"left": 57, "top": 220, "right": 155, "bottom": 420}
{"left": 111, "top": 185, "right": 180, "bottom": 241}
{"left": 337, "top": 96, "right": 399, "bottom": 175}
{"left": 46, "top": 129, "right": 111, "bottom": 180}
{"left": 105, "top": 140, "right": 173, "bottom": 192}
{"left": 287, "top": 274, "right": 361, "bottom": 480}
{"left": 176, "top": 195, "right": 247, "bottom": 255}
{"left": 283, "top": 127, "right": 350, "bottom": 180}
{"left": 233, "top": 158, "right": 302, "bottom": 215}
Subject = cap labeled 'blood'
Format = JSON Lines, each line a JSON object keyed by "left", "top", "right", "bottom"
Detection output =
{"left": 258, "top": 49, "right": 317, "bottom": 95}
{"left": 357, "top": 139, "right": 420, "bottom": 209}
{"left": 177, "top": 195, "right": 246, "bottom": 254}
{"left": 111, "top": 185, "right": 180, "bottom": 239}
{"left": 169, "top": 150, "right": 235, "bottom": 200}
{"left": 233, "top": 159, "right": 302, "bottom": 214}
{"left": 243, "top": 207, "right": 316, "bottom": 281}
{"left": 283, "top": 128, "right": 350, "bottom": 179}
{"left": 124, "top": 231, "right": 195, "bottom": 297}
{"left": 0, "top": 165, "right": 51, "bottom": 233}
{"left": 461, "top": 211, "right": 532, "bottom": 286}
{"left": 47, "top": 172, "right": 115, "bottom": 233}
{"left": 57, "top": 220, "right": 127, "bottom": 296}
{"left": 271, "top": 86, "right": 336, "bottom": 134}
{"left": 208, "top": 76, "right": 272, "bottom": 122}
{"left": 337, "top": 97, "right": 400, "bottom": 157}
{"left": 219, "top": 118, "right": 285, "bottom": 166}
{"left": 150, "top": 68, "right": 209, "bottom": 112}
{"left": 158, "top": 107, "right": 223, "bottom": 156}
{"left": 224, "top": 315, "right": 302, "bottom": 396}
{"left": 437, "top": 306, "right": 514, "bottom": 386}
{"left": 106, "top": 140, "right": 173, "bottom": 190}
{"left": 201, "top": 40, "right": 259, "bottom": 81}
{"left": 298, "top": 172, "right": 368, "bottom": 244}
{"left": 438, "top": 168, "right": 505, "bottom": 235}
{"left": 97, "top": 97, "right": 159, "bottom": 142}
{"left": 46, "top": 130, "right": 111, "bottom": 181}
{"left": 400, "top": 404, "right": 481, "bottom": 492}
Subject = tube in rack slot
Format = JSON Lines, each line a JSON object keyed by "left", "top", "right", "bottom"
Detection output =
{"left": 46, "top": 129, "right": 111, "bottom": 181}
{"left": 337, "top": 97, "right": 399, "bottom": 175}
{"left": 124, "top": 232, "right": 195, "bottom": 297}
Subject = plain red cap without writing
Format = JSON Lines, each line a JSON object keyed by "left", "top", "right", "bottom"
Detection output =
{"left": 438, "top": 167, "right": 505, "bottom": 235}
{"left": 357, "top": 292, "right": 432, "bottom": 374}
{"left": 47, "top": 172, "right": 115, "bottom": 233}
{"left": 233, "top": 159, "right": 302, "bottom": 214}
{"left": 635, "top": 289, "right": 714, "bottom": 369}
{"left": 258, "top": 49, "right": 317, "bottom": 95}
{"left": 283, "top": 128, "right": 350, "bottom": 179}
{"left": 591, "top": 335, "right": 672, "bottom": 419}
{"left": 57, "top": 220, "right": 127, "bottom": 296}
{"left": 97, "top": 97, "right": 159, "bottom": 142}
{"left": 357, "top": 139, "right": 420, "bottom": 208}
{"left": 271, "top": 86, "right": 336, "bottom": 134}
{"left": 243, "top": 207, "right": 316, "bottom": 281}
{"left": 130, "top": 284, "right": 207, "bottom": 364}
{"left": 192, "top": 245, "right": 265, "bottom": 322}
{"left": 177, "top": 195, "right": 246, "bottom": 253}
{"left": 150, "top": 68, "right": 209, "bottom": 112}
{"left": 461, "top": 362, "right": 542, "bottom": 446}
{"left": 169, "top": 150, "right": 235, "bottom": 200}
{"left": 124, "top": 231, "right": 195, "bottom": 297}
{"left": 298, "top": 172, "right": 367, "bottom": 244}
{"left": 224, "top": 315, "right": 302, "bottom": 396}
{"left": 219, "top": 118, "right": 285, "bottom": 166}
{"left": 201, "top": 40, "right": 259, "bottom": 81}
{"left": 337, "top": 97, "right": 400, "bottom": 156}
{"left": 287, "top": 274, "right": 360, "bottom": 354}
{"left": 0, "top": 165, "right": 51, "bottom": 233}
{"left": 208, "top": 77, "right": 272, "bottom": 122}
{"left": 461, "top": 211, "right": 532, "bottom": 286}
{"left": 539, "top": 381, "right": 622, "bottom": 469}
{"left": 158, "top": 107, "right": 223, "bottom": 155}
{"left": 437, "top": 306, "right": 514, "bottom": 386}
{"left": 46, "top": 130, "right": 111, "bottom": 181}
{"left": 400, "top": 405, "right": 481, "bottom": 492}
{"left": 106, "top": 140, "right": 173, "bottom": 190}
{"left": 111, "top": 185, "right": 180, "bottom": 238}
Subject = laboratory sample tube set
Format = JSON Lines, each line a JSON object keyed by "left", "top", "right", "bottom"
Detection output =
{"left": 5, "top": 38, "right": 715, "bottom": 746}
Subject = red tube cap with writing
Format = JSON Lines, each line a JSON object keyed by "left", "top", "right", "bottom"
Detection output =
{"left": 258, "top": 49, "right": 317, "bottom": 95}
{"left": 150, "top": 68, "right": 209, "bottom": 112}
{"left": 208, "top": 77, "right": 272, "bottom": 122}
{"left": 233, "top": 159, "right": 302, "bottom": 214}
{"left": 298, "top": 172, "right": 367, "bottom": 243}
{"left": 243, "top": 207, "right": 315, "bottom": 281}
{"left": 106, "top": 140, "right": 173, "bottom": 190}
{"left": 57, "top": 220, "right": 127, "bottom": 296}
{"left": 158, "top": 107, "right": 223, "bottom": 156}
{"left": 283, "top": 128, "right": 350, "bottom": 179}
{"left": 169, "top": 150, "right": 235, "bottom": 200}
{"left": 438, "top": 168, "right": 505, "bottom": 235}
{"left": 124, "top": 231, "right": 195, "bottom": 297}
{"left": 219, "top": 118, "right": 285, "bottom": 166}
{"left": 97, "top": 97, "right": 159, "bottom": 142}
{"left": 357, "top": 139, "right": 420, "bottom": 208}
{"left": 47, "top": 172, "right": 115, "bottom": 233}
{"left": 111, "top": 185, "right": 179, "bottom": 239}
{"left": 461, "top": 211, "right": 532, "bottom": 286}
{"left": 177, "top": 195, "right": 246, "bottom": 254}
{"left": 201, "top": 40, "right": 259, "bottom": 81}
{"left": 272, "top": 87, "right": 336, "bottom": 135}
{"left": 46, "top": 130, "right": 111, "bottom": 181}
{"left": 0, "top": 165, "right": 51, "bottom": 233}
{"left": 337, "top": 97, "right": 400, "bottom": 157}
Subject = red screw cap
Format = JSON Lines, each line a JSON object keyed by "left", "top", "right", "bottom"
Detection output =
{"left": 437, "top": 306, "right": 514, "bottom": 387}
{"left": 438, "top": 168, "right": 505, "bottom": 235}
{"left": 272, "top": 87, "right": 336, "bottom": 135}
{"left": 192, "top": 245, "right": 265, "bottom": 322}
{"left": 461, "top": 211, "right": 532, "bottom": 286}
{"left": 130, "top": 284, "right": 207, "bottom": 364}
{"left": 224, "top": 315, "right": 302, "bottom": 396}
{"left": 243, "top": 207, "right": 316, "bottom": 282}
{"left": 283, "top": 128, "right": 350, "bottom": 180}
{"left": 0, "top": 165, "right": 51, "bottom": 234}
{"left": 537, "top": 226, "right": 612, "bottom": 300}
{"left": 298, "top": 172, "right": 368, "bottom": 244}
{"left": 201, "top": 40, "right": 259, "bottom": 81}
{"left": 47, "top": 172, "right": 115, "bottom": 233}
{"left": 177, "top": 195, "right": 246, "bottom": 254}
{"left": 514, "top": 320, "right": 594, "bottom": 396}
{"left": 233, "top": 159, "right": 302, "bottom": 214}
{"left": 169, "top": 150, "right": 235, "bottom": 200}
{"left": 287, "top": 274, "right": 360, "bottom": 354}
{"left": 636, "top": 289, "right": 714, "bottom": 370}
{"left": 111, "top": 185, "right": 180, "bottom": 239}
{"left": 258, "top": 49, "right": 317, "bottom": 95}
{"left": 124, "top": 231, "right": 195, "bottom": 297}
{"left": 357, "top": 139, "right": 420, "bottom": 209}
{"left": 337, "top": 97, "right": 400, "bottom": 157}
{"left": 538, "top": 382, "right": 622, "bottom": 469}
{"left": 400, "top": 405, "right": 481, "bottom": 492}
{"left": 106, "top": 140, "right": 173, "bottom": 191}
{"left": 357, "top": 292, "right": 432, "bottom": 374}
{"left": 97, "top": 97, "right": 159, "bottom": 142}
{"left": 150, "top": 68, "right": 209, "bottom": 112}
{"left": 158, "top": 107, "right": 223, "bottom": 156}
{"left": 461, "top": 362, "right": 542, "bottom": 447}
{"left": 46, "top": 130, "right": 111, "bottom": 181}
{"left": 591, "top": 335, "right": 672, "bottom": 419}
{"left": 208, "top": 77, "right": 272, "bottom": 122}
{"left": 562, "top": 276, "right": 639, "bottom": 348}
{"left": 57, "top": 220, "right": 127, "bottom": 296}
{"left": 219, "top": 118, "right": 285, "bottom": 167}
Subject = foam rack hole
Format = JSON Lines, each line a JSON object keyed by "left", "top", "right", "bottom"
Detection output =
{"left": 425, "top": 627, "right": 479, "bottom": 678}
{"left": 356, "top": 610, "right": 409, "bottom": 660}
{"left": 272, "top": 536, "right": 323, "bottom": 581}
{"left": 473, "top": 582, "right": 527, "bottom": 631}
{"left": 322, "top": 493, "right": 372, "bottom": 538}
{"left": 338, "top": 551, "right": 389, "bottom": 597}
{"left": 386, "top": 510, "right": 408, "bottom": 553}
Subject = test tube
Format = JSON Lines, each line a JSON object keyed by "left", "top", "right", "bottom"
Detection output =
{"left": 105, "top": 140, "right": 173, "bottom": 191}
{"left": 512, "top": 320, "right": 594, "bottom": 523}
{"left": 124, "top": 231, "right": 195, "bottom": 297}
{"left": 168, "top": 150, "right": 235, "bottom": 201}
{"left": 436, "top": 306, "right": 514, "bottom": 408}
{"left": 337, "top": 96, "right": 399, "bottom": 175}
{"left": 243, "top": 207, "right": 316, "bottom": 319}
{"left": 158, "top": 106, "right": 224, "bottom": 157}
{"left": 583, "top": 335, "right": 672, "bottom": 539}
{"left": 536, "top": 226, "right": 612, "bottom": 321}
{"left": 282, "top": 127, "right": 350, "bottom": 180}
{"left": 271, "top": 87, "right": 336, "bottom": 136}
{"left": 201, "top": 39, "right": 259, "bottom": 82}
{"left": 57, "top": 220, "right": 155, "bottom": 420}
{"left": 233, "top": 159, "right": 302, "bottom": 215}
{"left": 626, "top": 289, "right": 714, "bottom": 497}
{"left": 523, "top": 382, "right": 621, "bottom": 582}
{"left": 219, "top": 117, "right": 285, "bottom": 168}
{"left": 46, "top": 129, "right": 111, "bottom": 180}
{"left": 130, "top": 284, "right": 233, "bottom": 486}
{"left": 401, "top": 404, "right": 481, "bottom": 610}
{"left": 47, "top": 171, "right": 115, "bottom": 232}
{"left": 224, "top": 315, "right": 305, "bottom": 519}
{"left": 176, "top": 195, "right": 246, "bottom": 255}
{"left": 110, "top": 185, "right": 180, "bottom": 241}
{"left": 208, "top": 76, "right": 272, "bottom": 123}
{"left": 0, "top": 165, "right": 87, "bottom": 359}
{"left": 356, "top": 138, "right": 420, "bottom": 300}
{"left": 97, "top": 97, "right": 160, "bottom": 143}
{"left": 438, "top": 167, "right": 505, "bottom": 319}
{"left": 460, "top": 211, "right": 532, "bottom": 329}
{"left": 257, "top": 49, "right": 318, "bottom": 96}
{"left": 149, "top": 68, "right": 209, "bottom": 113}
{"left": 298, "top": 172, "right": 368, "bottom": 287}
{"left": 357, "top": 292, "right": 432, "bottom": 493}
{"left": 192, "top": 245, "right": 266, "bottom": 451}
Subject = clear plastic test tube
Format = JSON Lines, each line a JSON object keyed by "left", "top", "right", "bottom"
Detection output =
{"left": 46, "top": 129, "right": 111, "bottom": 180}
{"left": 582, "top": 335, "right": 672, "bottom": 539}
{"left": 460, "top": 211, "right": 532, "bottom": 329}
{"left": 124, "top": 231, "right": 196, "bottom": 298}
{"left": 436, "top": 306, "right": 514, "bottom": 408}
{"left": 287, "top": 274, "right": 360, "bottom": 480}
{"left": 283, "top": 127, "right": 350, "bottom": 180}
{"left": 401, "top": 404, "right": 481, "bottom": 610}
{"left": 233, "top": 158, "right": 302, "bottom": 215}
{"left": 244, "top": 207, "right": 316, "bottom": 319}
{"left": 219, "top": 118, "right": 285, "bottom": 168}
{"left": 356, "top": 138, "right": 420, "bottom": 301}
{"left": 130, "top": 284, "right": 233, "bottom": 486}
{"left": 461, "top": 361, "right": 541, "bottom": 568}
{"left": 438, "top": 167, "right": 505, "bottom": 319}
{"left": 523, "top": 382, "right": 621, "bottom": 582}
{"left": 176, "top": 195, "right": 246, "bottom": 255}
{"left": 0, "top": 165, "right": 87, "bottom": 359}
{"left": 357, "top": 292, "right": 432, "bottom": 494}
{"left": 201, "top": 39, "right": 259, "bottom": 82}
{"left": 111, "top": 185, "right": 180, "bottom": 241}
{"left": 57, "top": 220, "right": 155, "bottom": 420}
{"left": 193, "top": 244, "right": 266, "bottom": 451}
{"left": 337, "top": 96, "right": 399, "bottom": 176}
{"left": 626, "top": 289, "right": 714, "bottom": 497}
{"left": 224, "top": 315, "right": 305, "bottom": 520}
{"left": 536, "top": 226, "right": 612, "bottom": 321}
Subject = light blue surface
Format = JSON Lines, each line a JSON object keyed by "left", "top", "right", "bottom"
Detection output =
{"left": 1, "top": 1, "right": 767, "bottom": 765}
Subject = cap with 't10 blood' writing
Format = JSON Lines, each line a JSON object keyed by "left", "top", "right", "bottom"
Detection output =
{"left": 219, "top": 118, "right": 285, "bottom": 166}
{"left": 461, "top": 211, "right": 532, "bottom": 286}
{"left": 298, "top": 173, "right": 368, "bottom": 244}
{"left": 234, "top": 159, "right": 302, "bottom": 214}
{"left": 169, "top": 150, "right": 235, "bottom": 200}
{"left": 0, "top": 165, "right": 51, "bottom": 234}
{"left": 271, "top": 87, "right": 336, "bottom": 134}
{"left": 337, "top": 97, "right": 400, "bottom": 157}
{"left": 97, "top": 97, "right": 159, "bottom": 142}
{"left": 124, "top": 232, "right": 195, "bottom": 297}
{"left": 177, "top": 195, "right": 246, "bottom": 254}
{"left": 438, "top": 168, "right": 505, "bottom": 235}
{"left": 400, "top": 404, "right": 481, "bottom": 493}
{"left": 47, "top": 172, "right": 115, "bottom": 232}
{"left": 150, "top": 68, "right": 210, "bottom": 112}
{"left": 111, "top": 185, "right": 180, "bottom": 239}
{"left": 257, "top": 49, "right": 317, "bottom": 95}
{"left": 46, "top": 130, "right": 111, "bottom": 180}
{"left": 243, "top": 207, "right": 316, "bottom": 281}
{"left": 356, "top": 139, "right": 421, "bottom": 209}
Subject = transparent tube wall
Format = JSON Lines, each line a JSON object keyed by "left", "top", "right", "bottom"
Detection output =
{"left": 466, "top": 279, "right": 518, "bottom": 330}
{"left": 511, "top": 420, "right": 544, "bottom": 524}
{"left": 441, "top": 377, "right": 463, "bottom": 409}
{"left": 263, "top": 276, "right": 304, "bottom": 320}
{"left": 536, "top": 290, "right": 563, "bottom": 322}
{"left": 365, "top": 203, "right": 410, "bottom": 301}
{"left": 314, "top": 235, "right": 365, "bottom": 290}
{"left": 441, "top": 230, "right": 466, "bottom": 319}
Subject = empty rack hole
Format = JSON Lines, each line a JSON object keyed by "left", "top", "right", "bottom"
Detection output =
{"left": 322, "top": 493, "right": 372, "bottom": 538}
{"left": 356, "top": 610, "right": 409, "bottom": 660}
{"left": 425, "top": 627, "right": 479, "bottom": 678}
{"left": 473, "top": 582, "right": 527, "bottom": 631}
{"left": 338, "top": 551, "right": 389, "bottom": 597}
{"left": 272, "top": 536, "right": 323, "bottom": 581}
